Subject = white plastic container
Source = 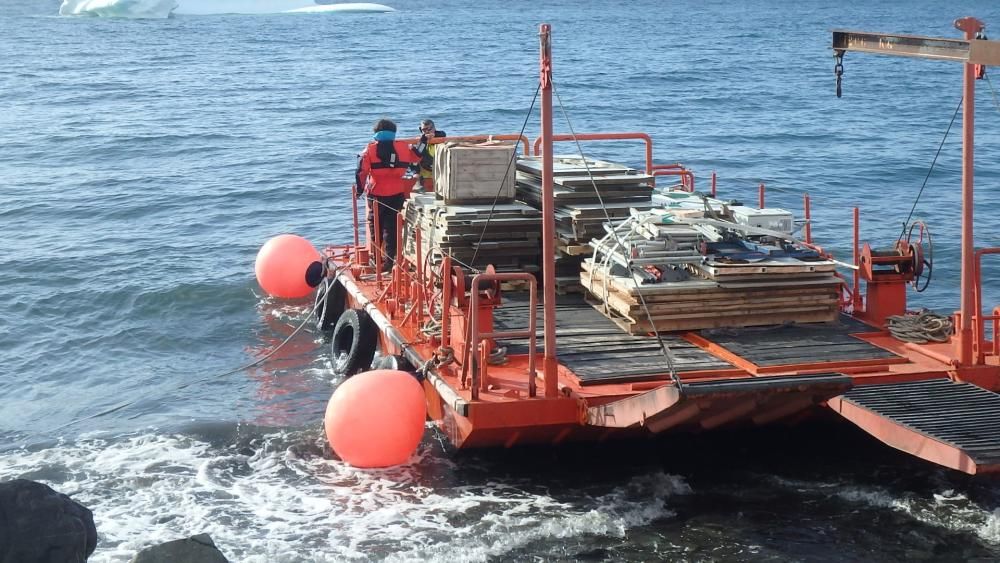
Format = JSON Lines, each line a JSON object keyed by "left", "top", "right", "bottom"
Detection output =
{"left": 729, "top": 206, "right": 794, "bottom": 234}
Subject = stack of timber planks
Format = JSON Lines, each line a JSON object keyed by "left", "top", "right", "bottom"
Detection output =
{"left": 516, "top": 156, "right": 655, "bottom": 293}
{"left": 402, "top": 193, "right": 542, "bottom": 273}
{"left": 582, "top": 208, "right": 841, "bottom": 334}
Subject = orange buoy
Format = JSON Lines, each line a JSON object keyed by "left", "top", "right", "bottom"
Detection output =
{"left": 325, "top": 369, "right": 426, "bottom": 468}
{"left": 254, "top": 234, "right": 321, "bottom": 298}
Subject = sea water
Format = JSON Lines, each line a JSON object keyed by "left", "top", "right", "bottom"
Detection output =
{"left": 4, "top": 0, "right": 1000, "bottom": 560}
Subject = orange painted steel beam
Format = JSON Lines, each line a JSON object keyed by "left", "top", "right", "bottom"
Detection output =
{"left": 532, "top": 132, "right": 655, "bottom": 175}
{"left": 828, "top": 396, "right": 1000, "bottom": 475}
{"left": 539, "top": 23, "right": 559, "bottom": 399}
{"left": 682, "top": 332, "right": 763, "bottom": 374}
{"left": 958, "top": 18, "right": 981, "bottom": 365}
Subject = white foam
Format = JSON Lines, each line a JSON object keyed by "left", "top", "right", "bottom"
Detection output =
{"left": 772, "top": 475, "right": 1000, "bottom": 546}
{"left": 59, "top": 0, "right": 179, "bottom": 18}
{"left": 0, "top": 432, "right": 691, "bottom": 562}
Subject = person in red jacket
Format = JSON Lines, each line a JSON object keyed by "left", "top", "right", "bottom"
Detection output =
{"left": 355, "top": 118, "right": 420, "bottom": 271}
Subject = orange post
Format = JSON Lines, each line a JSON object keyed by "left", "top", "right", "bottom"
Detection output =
{"left": 853, "top": 207, "right": 862, "bottom": 311}
{"left": 440, "top": 255, "right": 452, "bottom": 347}
{"left": 711, "top": 171, "right": 717, "bottom": 197}
{"left": 539, "top": 24, "right": 558, "bottom": 398}
{"left": 758, "top": 182, "right": 765, "bottom": 209}
{"left": 803, "top": 193, "right": 812, "bottom": 244}
{"left": 956, "top": 17, "right": 982, "bottom": 366}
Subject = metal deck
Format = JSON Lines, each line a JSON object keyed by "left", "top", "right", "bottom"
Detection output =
{"left": 830, "top": 379, "right": 1000, "bottom": 474}
{"left": 698, "top": 315, "right": 899, "bottom": 367}
{"left": 495, "top": 293, "right": 734, "bottom": 385}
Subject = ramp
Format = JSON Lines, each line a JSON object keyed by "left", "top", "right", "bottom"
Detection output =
{"left": 829, "top": 379, "right": 1000, "bottom": 475}
{"left": 587, "top": 373, "right": 853, "bottom": 433}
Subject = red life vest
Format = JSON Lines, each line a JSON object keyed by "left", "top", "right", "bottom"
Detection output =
{"left": 360, "top": 140, "right": 418, "bottom": 197}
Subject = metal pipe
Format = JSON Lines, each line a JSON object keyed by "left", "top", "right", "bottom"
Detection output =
{"left": 539, "top": 23, "right": 558, "bottom": 398}
{"left": 441, "top": 255, "right": 452, "bottom": 347}
{"left": 803, "top": 193, "right": 812, "bottom": 244}
{"left": 758, "top": 182, "right": 765, "bottom": 208}
{"left": 853, "top": 207, "right": 862, "bottom": 311}
{"left": 399, "top": 134, "right": 532, "bottom": 156}
{"left": 351, "top": 184, "right": 360, "bottom": 262}
{"left": 533, "top": 132, "right": 655, "bottom": 175}
{"left": 957, "top": 17, "right": 981, "bottom": 365}
{"left": 711, "top": 171, "right": 717, "bottom": 198}
{"left": 415, "top": 226, "right": 424, "bottom": 329}
{"left": 972, "top": 247, "right": 1000, "bottom": 363}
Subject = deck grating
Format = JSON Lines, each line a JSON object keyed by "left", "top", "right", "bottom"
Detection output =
{"left": 494, "top": 293, "right": 732, "bottom": 384}
{"left": 698, "top": 315, "right": 899, "bottom": 366}
{"left": 843, "top": 379, "right": 1000, "bottom": 465}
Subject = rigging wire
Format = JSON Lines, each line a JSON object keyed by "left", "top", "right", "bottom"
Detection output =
{"left": 468, "top": 83, "right": 542, "bottom": 268}
{"left": 551, "top": 82, "right": 683, "bottom": 391}
{"left": 897, "top": 96, "right": 963, "bottom": 242}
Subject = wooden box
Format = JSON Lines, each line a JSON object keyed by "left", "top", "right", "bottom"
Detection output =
{"left": 434, "top": 142, "right": 516, "bottom": 204}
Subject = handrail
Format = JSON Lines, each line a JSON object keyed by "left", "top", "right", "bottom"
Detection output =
{"left": 531, "top": 132, "right": 654, "bottom": 174}
{"left": 651, "top": 163, "right": 695, "bottom": 191}
{"left": 972, "top": 247, "right": 1000, "bottom": 363}
{"left": 468, "top": 272, "right": 538, "bottom": 400}
{"left": 398, "top": 134, "right": 532, "bottom": 155}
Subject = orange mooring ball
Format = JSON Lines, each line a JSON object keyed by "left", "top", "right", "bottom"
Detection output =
{"left": 325, "top": 369, "right": 427, "bottom": 468}
{"left": 254, "top": 234, "right": 321, "bottom": 298}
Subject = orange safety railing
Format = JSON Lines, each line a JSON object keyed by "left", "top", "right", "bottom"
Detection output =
{"left": 468, "top": 272, "right": 538, "bottom": 400}
{"left": 973, "top": 247, "right": 1000, "bottom": 363}
{"left": 399, "top": 134, "right": 533, "bottom": 155}
{"left": 651, "top": 163, "right": 695, "bottom": 191}
{"left": 532, "top": 132, "right": 654, "bottom": 174}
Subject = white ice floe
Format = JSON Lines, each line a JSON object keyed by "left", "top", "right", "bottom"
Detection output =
{"left": 59, "top": 0, "right": 395, "bottom": 17}
{"left": 59, "top": 0, "right": 179, "bottom": 18}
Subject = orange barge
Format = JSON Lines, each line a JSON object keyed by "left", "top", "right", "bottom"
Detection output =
{"left": 316, "top": 20, "right": 1000, "bottom": 475}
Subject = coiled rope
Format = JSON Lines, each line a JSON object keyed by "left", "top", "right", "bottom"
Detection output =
{"left": 885, "top": 309, "right": 954, "bottom": 343}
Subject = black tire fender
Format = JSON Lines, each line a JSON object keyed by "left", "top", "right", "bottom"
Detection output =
{"left": 331, "top": 308, "right": 378, "bottom": 376}
{"left": 316, "top": 278, "right": 347, "bottom": 332}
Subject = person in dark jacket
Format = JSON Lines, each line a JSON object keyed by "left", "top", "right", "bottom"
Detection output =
{"left": 355, "top": 118, "right": 420, "bottom": 271}
{"left": 411, "top": 119, "right": 446, "bottom": 192}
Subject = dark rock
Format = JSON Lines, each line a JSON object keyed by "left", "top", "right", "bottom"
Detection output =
{"left": 0, "top": 478, "right": 97, "bottom": 563}
{"left": 130, "top": 534, "right": 229, "bottom": 563}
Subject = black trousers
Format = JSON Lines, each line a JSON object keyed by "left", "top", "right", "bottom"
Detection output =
{"left": 367, "top": 193, "right": 405, "bottom": 265}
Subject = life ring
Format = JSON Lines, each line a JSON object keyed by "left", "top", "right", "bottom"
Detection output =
{"left": 331, "top": 308, "right": 378, "bottom": 376}
{"left": 315, "top": 278, "right": 347, "bottom": 332}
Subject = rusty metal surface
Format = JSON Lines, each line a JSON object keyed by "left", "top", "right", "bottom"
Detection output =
{"left": 698, "top": 314, "right": 897, "bottom": 367}
{"left": 587, "top": 373, "right": 853, "bottom": 431}
{"left": 494, "top": 293, "right": 733, "bottom": 384}
{"left": 839, "top": 379, "right": 1000, "bottom": 468}
{"left": 832, "top": 30, "right": 1000, "bottom": 66}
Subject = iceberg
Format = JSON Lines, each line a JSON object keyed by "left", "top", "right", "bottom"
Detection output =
{"left": 59, "top": 0, "right": 395, "bottom": 17}
{"left": 59, "top": 0, "right": 179, "bottom": 18}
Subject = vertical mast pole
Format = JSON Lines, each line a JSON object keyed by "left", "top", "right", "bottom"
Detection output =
{"left": 956, "top": 16, "right": 982, "bottom": 365}
{"left": 539, "top": 24, "right": 558, "bottom": 397}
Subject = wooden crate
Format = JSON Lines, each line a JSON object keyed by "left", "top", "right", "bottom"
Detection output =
{"left": 435, "top": 142, "right": 516, "bottom": 204}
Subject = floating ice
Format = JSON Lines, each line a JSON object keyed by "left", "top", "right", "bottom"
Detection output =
{"left": 288, "top": 3, "right": 396, "bottom": 13}
{"left": 58, "top": 0, "right": 395, "bottom": 17}
{"left": 59, "top": 0, "right": 179, "bottom": 18}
